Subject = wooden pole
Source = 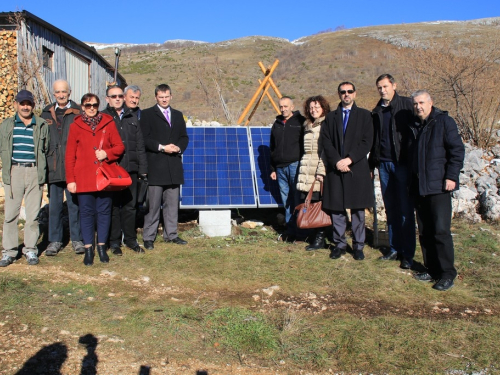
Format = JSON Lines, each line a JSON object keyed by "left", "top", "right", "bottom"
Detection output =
{"left": 245, "top": 80, "right": 273, "bottom": 126}
{"left": 237, "top": 59, "right": 279, "bottom": 124}
{"left": 258, "top": 62, "right": 282, "bottom": 99}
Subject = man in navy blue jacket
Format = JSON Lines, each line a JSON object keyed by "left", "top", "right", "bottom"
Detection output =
{"left": 408, "top": 90, "right": 464, "bottom": 291}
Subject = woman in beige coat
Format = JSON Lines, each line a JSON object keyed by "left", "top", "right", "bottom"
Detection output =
{"left": 297, "top": 95, "right": 331, "bottom": 250}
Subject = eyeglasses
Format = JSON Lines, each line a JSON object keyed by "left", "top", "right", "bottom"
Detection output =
{"left": 108, "top": 94, "right": 124, "bottom": 99}
{"left": 83, "top": 103, "right": 99, "bottom": 109}
{"left": 339, "top": 90, "right": 355, "bottom": 95}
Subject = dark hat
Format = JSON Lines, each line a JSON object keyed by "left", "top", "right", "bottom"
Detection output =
{"left": 15, "top": 90, "right": 35, "bottom": 105}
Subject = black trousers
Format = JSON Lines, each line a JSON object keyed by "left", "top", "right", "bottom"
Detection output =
{"left": 109, "top": 173, "right": 138, "bottom": 246}
{"left": 415, "top": 192, "right": 457, "bottom": 280}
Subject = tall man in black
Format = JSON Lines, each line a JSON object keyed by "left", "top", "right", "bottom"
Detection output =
{"left": 102, "top": 85, "right": 148, "bottom": 254}
{"left": 41, "top": 79, "right": 85, "bottom": 256}
{"left": 141, "top": 84, "right": 189, "bottom": 249}
{"left": 270, "top": 96, "right": 305, "bottom": 242}
{"left": 409, "top": 90, "right": 464, "bottom": 291}
{"left": 369, "top": 74, "right": 415, "bottom": 269}
{"left": 321, "top": 82, "right": 374, "bottom": 261}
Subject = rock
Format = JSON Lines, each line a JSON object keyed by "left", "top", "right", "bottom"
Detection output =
{"left": 478, "top": 192, "right": 500, "bottom": 221}
{"left": 210, "top": 121, "right": 221, "bottom": 127}
{"left": 193, "top": 120, "right": 202, "bottom": 126}
{"left": 241, "top": 221, "right": 257, "bottom": 229}
{"left": 464, "top": 148, "right": 487, "bottom": 172}
{"left": 186, "top": 119, "right": 192, "bottom": 127}
{"left": 262, "top": 285, "right": 280, "bottom": 296}
{"left": 476, "top": 175, "right": 498, "bottom": 195}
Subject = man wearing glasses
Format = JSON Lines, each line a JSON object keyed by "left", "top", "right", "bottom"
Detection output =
{"left": 102, "top": 85, "right": 148, "bottom": 255}
{"left": 321, "top": 82, "right": 374, "bottom": 261}
{"left": 0, "top": 90, "right": 50, "bottom": 267}
{"left": 41, "top": 79, "right": 85, "bottom": 256}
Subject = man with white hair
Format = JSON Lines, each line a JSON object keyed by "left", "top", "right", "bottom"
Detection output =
{"left": 41, "top": 79, "right": 85, "bottom": 256}
{"left": 408, "top": 90, "right": 464, "bottom": 291}
{"left": 124, "top": 85, "right": 142, "bottom": 120}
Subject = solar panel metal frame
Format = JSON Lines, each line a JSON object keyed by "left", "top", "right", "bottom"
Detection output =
{"left": 248, "top": 126, "right": 283, "bottom": 208}
{"left": 180, "top": 126, "right": 258, "bottom": 209}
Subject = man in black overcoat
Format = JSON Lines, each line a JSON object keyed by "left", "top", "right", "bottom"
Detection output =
{"left": 321, "top": 81, "right": 374, "bottom": 260}
{"left": 140, "top": 84, "right": 189, "bottom": 249}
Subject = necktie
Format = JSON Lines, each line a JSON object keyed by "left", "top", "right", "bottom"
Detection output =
{"left": 164, "top": 109, "right": 171, "bottom": 126}
{"left": 343, "top": 109, "right": 350, "bottom": 135}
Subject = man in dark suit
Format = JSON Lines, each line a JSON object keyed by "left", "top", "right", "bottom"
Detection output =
{"left": 321, "top": 81, "right": 374, "bottom": 261}
{"left": 140, "top": 84, "right": 189, "bottom": 249}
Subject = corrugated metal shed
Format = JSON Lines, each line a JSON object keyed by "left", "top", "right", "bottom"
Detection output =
{"left": 0, "top": 10, "right": 127, "bottom": 109}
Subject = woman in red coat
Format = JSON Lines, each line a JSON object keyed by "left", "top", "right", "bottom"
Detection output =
{"left": 66, "top": 93, "right": 124, "bottom": 266}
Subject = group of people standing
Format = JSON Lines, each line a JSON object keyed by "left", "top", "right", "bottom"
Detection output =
{"left": 270, "top": 74, "right": 465, "bottom": 292}
{"left": 0, "top": 81, "right": 188, "bottom": 267}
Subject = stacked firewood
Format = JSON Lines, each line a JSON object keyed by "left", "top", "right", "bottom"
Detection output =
{"left": 0, "top": 31, "right": 18, "bottom": 122}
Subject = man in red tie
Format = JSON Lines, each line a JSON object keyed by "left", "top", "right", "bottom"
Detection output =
{"left": 140, "top": 84, "right": 189, "bottom": 249}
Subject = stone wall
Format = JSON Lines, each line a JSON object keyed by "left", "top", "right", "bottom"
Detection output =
{"left": 0, "top": 30, "right": 18, "bottom": 122}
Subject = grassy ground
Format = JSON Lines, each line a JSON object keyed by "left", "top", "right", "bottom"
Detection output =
{"left": 0, "top": 210, "right": 499, "bottom": 374}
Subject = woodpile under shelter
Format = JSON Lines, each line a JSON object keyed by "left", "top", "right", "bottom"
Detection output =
{"left": 0, "top": 10, "right": 126, "bottom": 120}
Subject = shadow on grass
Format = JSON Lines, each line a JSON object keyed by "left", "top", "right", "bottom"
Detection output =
{"left": 14, "top": 335, "right": 207, "bottom": 375}
{"left": 14, "top": 342, "right": 67, "bottom": 375}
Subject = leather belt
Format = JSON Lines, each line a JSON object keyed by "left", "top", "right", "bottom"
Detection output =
{"left": 12, "top": 161, "right": 36, "bottom": 167}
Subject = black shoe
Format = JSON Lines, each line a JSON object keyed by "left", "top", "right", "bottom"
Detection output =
{"left": 414, "top": 272, "right": 433, "bottom": 282}
{"left": 400, "top": 259, "right": 412, "bottom": 269}
{"left": 144, "top": 241, "right": 154, "bottom": 250}
{"left": 166, "top": 237, "right": 187, "bottom": 245}
{"left": 305, "top": 231, "right": 325, "bottom": 251}
{"left": 83, "top": 246, "right": 94, "bottom": 266}
{"left": 378, "top": 250, "right": 398, "bottom": 261}
{"left": 125, "top": 242, "right": 145, "bottom": 253}
{"left": 353, "top": 249, "right": 365, "bottom": 260}
{"left": 329, "top": 246, "right": 346, "bottom": 259}
{"left": 110, "top": 245, "right": 123, "bottom": 256}
{"left": 433, "top": 278, "right": 454, "bottom": 291}
{"left": 96, "top": 244, "right": 109, "bottom": 263}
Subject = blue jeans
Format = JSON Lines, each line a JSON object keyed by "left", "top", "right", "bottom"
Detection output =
{"left": 77, "top": 192, "right": 113, "bottom": 246}
{"left": 379, "top": 162, "right": 416, "bottom": 263}
{"left": 49, "top": 182, "right": 82, "bottom": 243}
{"left": 277, "top": 161, "right": 300, "bottom": 234}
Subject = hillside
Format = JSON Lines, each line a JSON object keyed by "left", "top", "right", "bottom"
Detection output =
{"left": 94, "top": 18, "right": 500, "bottom": 125}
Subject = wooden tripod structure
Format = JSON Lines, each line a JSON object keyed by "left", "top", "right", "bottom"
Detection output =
{"left": 237, "top": 59, "right": 283, "bottom": 125}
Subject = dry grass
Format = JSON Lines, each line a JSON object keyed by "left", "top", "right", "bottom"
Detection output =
{"left": 1, "top": 210, "right": 500, "bottom": 374}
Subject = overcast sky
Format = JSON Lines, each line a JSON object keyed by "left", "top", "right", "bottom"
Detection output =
{"left": 5, "top": 0, "right": 500, "bottom": 44}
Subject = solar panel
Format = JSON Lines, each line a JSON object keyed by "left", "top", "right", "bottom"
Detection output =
{"left": 248, "top": 127, "right": 283, "bottom": 207}
{"left": 180, "top": 127, "right": 257, "bottom": 208}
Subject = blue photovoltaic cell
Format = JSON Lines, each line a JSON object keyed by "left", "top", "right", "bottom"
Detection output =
{"left": 249, "top": 127, "right": 283, "bottom": 207}
{"left": 180, "top": 127, "right": 257, "bottom": 208}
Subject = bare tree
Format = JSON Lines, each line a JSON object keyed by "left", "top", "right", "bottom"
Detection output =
{"left": 399, "top": 40, "right": 500, "bottom": 149}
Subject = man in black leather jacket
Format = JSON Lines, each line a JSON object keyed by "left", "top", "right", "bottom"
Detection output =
{"left": 369, "top": 74, "right": 415, "bottom": 269}
{"left": 102, "top": 85, "right": 148, "bottom": 254}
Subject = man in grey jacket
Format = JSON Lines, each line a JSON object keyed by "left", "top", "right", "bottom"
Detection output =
{"left": 0, "top": 90, "right": 49, "bottom": 267}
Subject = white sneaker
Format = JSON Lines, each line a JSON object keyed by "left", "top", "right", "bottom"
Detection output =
{"left": 25, "top": 251, "right": 39, "bottom": 265}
